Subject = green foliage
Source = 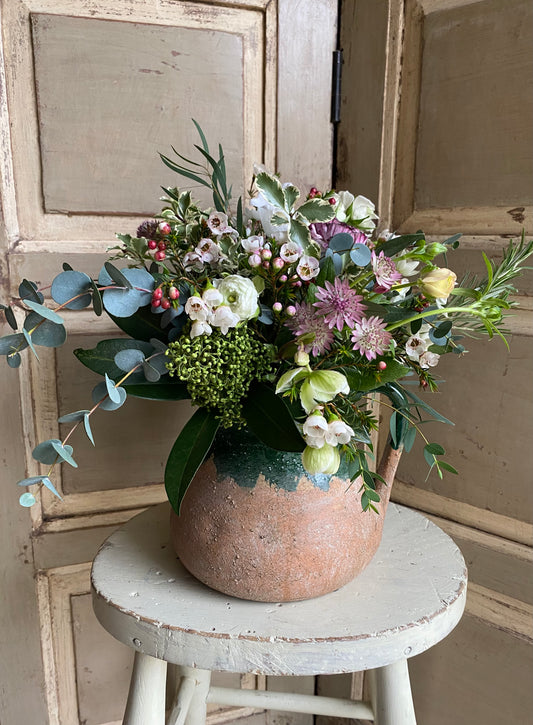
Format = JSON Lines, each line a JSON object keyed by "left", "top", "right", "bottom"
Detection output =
{"left": 165, "top": 407, "right": 220, "bottom": 514}
{"left": 242, "top": 382, "right": 306, "bottom": 452}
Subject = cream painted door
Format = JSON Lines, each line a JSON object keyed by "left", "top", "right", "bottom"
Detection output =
{"left": 0, "top": 1, "right": 337, "bottom": 723}
{"left": 336, "top": 1, "right": 533, "bottom": 723}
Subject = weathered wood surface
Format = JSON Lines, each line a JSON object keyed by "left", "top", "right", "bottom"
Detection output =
{"left": 92, "top": 503, "right": 467, "bottom": 676}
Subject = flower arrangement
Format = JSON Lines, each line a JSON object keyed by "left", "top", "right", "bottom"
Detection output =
{"left": 2, "top": 123, "right": 532, "bottom": 515}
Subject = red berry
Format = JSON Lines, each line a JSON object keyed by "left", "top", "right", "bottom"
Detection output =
{"left": 168, "top": 286, "right": 179, "bottom": 300}
{"left": 378, "top": 361, "right": 387, "bottom": 371}
{"left": 154, "top": 250, "right": 166, "bottom": 262}
{"left": 158, "top": 241, "right": 166, "bottom": 251}
{"left": 153, "top": 288, "right": 163, "bottom": 300}
{"left": 328, "top": 197, "right": 336, "bottom": 205}
{"left": 148, "top": 240, "right": 157, "bottom": 250}
{"left": 152, "top": 299, "right": 161, "bottom": 308}
{"left": 421, "top": 380, "right": 428, "bottom": 388}
{"left": 161, "top": 298, "right": 171, "bottom": 309}
{"left": 309, "top": 187, "right": 318, "bottom": 197}
{"left": 159, "top": 222, "right": 172, "bottom": 235}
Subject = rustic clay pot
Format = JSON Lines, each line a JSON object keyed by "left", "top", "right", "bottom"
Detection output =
{"left": 170, "top": 428, "right": 403, "bottom": 602}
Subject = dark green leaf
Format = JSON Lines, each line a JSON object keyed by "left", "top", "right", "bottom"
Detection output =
{"left": 403, "top": 426, "right": 417, "bottom": 453}
{"left": 165, "top": 408, "right": 220, "bottom": 514}
{"left": 403, "top": 388, "right": 454, "bottom": 426}
{"left": 425, "top": 442, "right": 445, "bottom": 456}
{"left": 316, "top": 256, "right": 336, "bottom": 287}
{"left": 0, "top": 304, "right": 17, "bottom": 330}
{"left": 159, "top": 155, "right": 211, "bottom": 188}
{"left": 242, "top": 382, "right": 306, "bottom": 452}
{"left": 378, "top": 233, "right": 425, "bottom": 258}
{"left": 19, "top": 279, "right": 44, "bottom": 304}
{"left": 236, "top": 196, "right": 244, "bottom": 236}
{"left": 438, "top": 461, "right": 458, "bottom": 475}
{"left": 107, "top": 305, "right": 170, "bottom": 343}
{"left": 62, "top": 262, "right": 74, "bottom": 271}
{"left": 192, "top": 118, "right": 209, "bottom": 152}
{"left": 90, "top": 281, "right": 103, "bottom": 316}
{"left": 74, "top": 339, "right": 153, "bottom": 380}
{"left": 0, "top": 333, "right": 28, "bottom": 356}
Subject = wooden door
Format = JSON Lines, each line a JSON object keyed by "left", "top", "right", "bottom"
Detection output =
{"left": 0, "top": 1, "right": 337, "bottom": 722}
{"left": 336, "top": 1, "right": 533, "bottom": 723}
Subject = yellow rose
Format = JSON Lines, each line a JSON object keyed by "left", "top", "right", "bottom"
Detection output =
{"left": 418, "top": 268, "right": 457, "bottom": 300}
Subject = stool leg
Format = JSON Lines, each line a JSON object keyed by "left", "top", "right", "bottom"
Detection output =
{"left": 175, "top": 665, "right": 211, "bottom": 725}
{"left": 369, "top": 659, "right": 417, "bottom": 725}
{"left": 123, "top": 651, "right": 167, "bottom": 725}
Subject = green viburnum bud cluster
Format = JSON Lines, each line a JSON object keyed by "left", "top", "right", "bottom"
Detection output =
{"left": 166, "top": 327, "right": 272, "bottom": 427}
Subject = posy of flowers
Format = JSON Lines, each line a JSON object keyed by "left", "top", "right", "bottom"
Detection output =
{"left": 2, "top": 124, "right": 531, "bottom": 514}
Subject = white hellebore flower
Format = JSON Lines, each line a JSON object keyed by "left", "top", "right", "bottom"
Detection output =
{"left": 296, "top": 255, "right": 320, "bottom": 281}
{"left": 185, "top": 295, "right": 209, "bottom": 322}
{"left": 241, "top": 235, "right": 264, "bottom": 254}
{"left": 190, "top": 320, "right": 212, "bottom": 339}
{"left": 394, "top": 258, "right": 420, "bottom": 277}
{"left": 325, "top": 420, "right": 354, "bottom": 447}
{"left": 210, "top": 305, "right": 240, "bottom": 335}
{"left": 215, "top": 275, "right": 259, "bottom": 321}
{"left": 299, "top": 370, "right": 349, "bottom": 414}
{"left": 302, "top": 412, "right": 329, "bottom": 449}
{"left": 302, "top": 443, "right": 340, "bottom": 476}
{"left": 351, "top": 195, "right": 379, "bottom": 232}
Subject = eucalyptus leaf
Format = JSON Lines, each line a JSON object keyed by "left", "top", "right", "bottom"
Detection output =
{"left": 22, "top": 328, "right": 39, "bottom": 360}
{"left": 24, "top": 312, "right": 67, "bottom": 348}
{"left": 19, "top": 493, "right": 36, "bottom": 507}
{"left": 165, "top": 408, "right": 220, "bottom": 514}
{"left": 23, "top": 300, "right": 64, "bottom": 325}
{"left": 51, "top": 440, "right": 78, "bottom": 468}
{"left": 92, "top": 381, "right": 127, "bottom": 411}
{"left": 258, "top": 305, "right": 274, "bottom": 325}
{"left": 17, "top": 475, "right": 52, "bottom": 487}
{"left": 19, "top": 279, "right": 44, "bottom": 304}
{"left": 0, "top": 333, "right": 27, "bottom": 356}
{"left": 58, "top": 409, "right": 90, "bottom": 424}
{"left": 104, "top": 262, "right": 133, "bottom": 289}
{"left": 107, "top": 305, "right": 170, "bottom": 343}
{"left": 32, "top": 438, "right": 72, "bottom": 465}
{"left": 350, "top": 243, "right": 372, "bottom": 267}
{"left": 102, "top": 268, "right": 154, "bottom": 318}
{"left": 51, "top": 271, "right": 92, "bottom": 309}
{"left": 329, "top": 233, "right": 354, "bottom": 253}
{"left": 84, "top": 414, "right": 95, "bottom": 446}
{"left": 114, "top": 349, "right": 146, "bottom": 372}
{"left": 0, "top": 304, "right": 17, "bottom": 330}
{"left": 90, "top": 281, "right": 103, "bottom": 316}
{"left": 7, "top": 352, "right": 21, "bottom": 368}
{"left": 142, "top": 360, "right": 161, "bottom": 382}
{"left": 105, "top": 373, "right": 121, "bottom": 403}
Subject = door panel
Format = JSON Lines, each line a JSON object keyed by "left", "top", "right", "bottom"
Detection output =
{"left": 0, "top": 1, "right": 337, "bottom": 722}
{"left": 336, "top": 1, "right": 532, "bottom": 723}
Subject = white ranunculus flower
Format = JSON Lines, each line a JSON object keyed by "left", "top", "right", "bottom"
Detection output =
{"left": 350, "top": 195, "right": 379, "bottom": 232}
{"left": 210, "top": 305, "right": 240, "bottom": 335}
{"left": 214, "top": 275, "right": 259, "bottom": 321}
{"left": 334, "top": 190, "right": 355, "bottom": 223}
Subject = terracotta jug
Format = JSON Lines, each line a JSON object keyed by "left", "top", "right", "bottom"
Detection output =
{"left": 170, "top": 428, "right": 403, "bottom": 602}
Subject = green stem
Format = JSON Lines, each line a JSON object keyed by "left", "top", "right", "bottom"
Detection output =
{"left": 385, "top": 305, "right": 485, "bottom": 332}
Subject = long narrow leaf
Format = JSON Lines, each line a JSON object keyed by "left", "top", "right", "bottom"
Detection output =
{"left": 159, "top": 154, "right": 211, "bottom": 188}
{"left": 192, "top": 118, "right": 209, "bottom": 152}
{"left": 242, "top": 382, "right": 306, "bottom": 452}
{"left": 165, "top": 408, "right": 220, "bottom": 514}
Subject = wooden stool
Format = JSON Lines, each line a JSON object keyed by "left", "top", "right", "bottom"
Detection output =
{"left": 91, "top": 503, "right": 467, "bottom": 725}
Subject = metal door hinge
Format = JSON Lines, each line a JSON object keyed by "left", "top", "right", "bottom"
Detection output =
{"left": 331, "top": 49, "right": 343, "bottom": 123}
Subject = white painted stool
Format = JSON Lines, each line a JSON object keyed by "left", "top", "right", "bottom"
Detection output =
{"left": 91, "top": 503, "right": 467, "bottom": 725}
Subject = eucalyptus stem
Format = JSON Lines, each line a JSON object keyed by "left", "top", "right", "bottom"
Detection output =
{"left": 385, "top": 305, "right": 486, "bottom": 332}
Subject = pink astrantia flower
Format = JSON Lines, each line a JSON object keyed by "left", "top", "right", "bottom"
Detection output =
{"left": 286, "top": 302, "right": 334, "bottom": 357}
{"left": 371, "top": 251, "right": 402, "bottom": 291}
{"left": 351, "top": 316, "right": 392, "bottom": 361}
{"left": 313, "top": 278, "right": 367, "bottom": 331}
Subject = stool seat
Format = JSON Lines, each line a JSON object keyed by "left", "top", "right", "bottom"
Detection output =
{"left": 91, "top": 502, "right": 466, "bottom": 676}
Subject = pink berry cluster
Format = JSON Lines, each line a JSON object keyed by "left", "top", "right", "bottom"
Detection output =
{"left": 147, "top": 222, "right": 172, "bottom": 262}
{"left": 151, "top": 284, "right": 179, "bottom": 310}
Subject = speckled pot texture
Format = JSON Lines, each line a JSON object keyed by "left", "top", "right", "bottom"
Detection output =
{"left": 170, "top": 428, "right": 403, "bottom": 602}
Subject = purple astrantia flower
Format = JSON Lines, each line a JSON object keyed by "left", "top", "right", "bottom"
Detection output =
{"left": 313, "top": 278, "right": 367, "bottom": 331}
{"left": 371, "top": 251, "right": 403, "bottom": 291}
{"left": 310, "top": 220, "right": 369, "bottom": 252}
{"left": 286, "top": 302, "right": 334, "bottom": 357}
{"left": 351, "top": 316, "right": 392, "bottom": 361}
